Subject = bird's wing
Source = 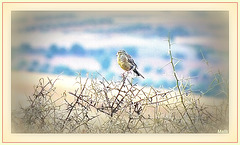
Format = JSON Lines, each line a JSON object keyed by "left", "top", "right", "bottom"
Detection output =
{"left": 126, "top": 54, "right": 138, "bottom": 68}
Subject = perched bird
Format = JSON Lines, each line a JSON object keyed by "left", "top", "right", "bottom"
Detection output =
{"left": 116, "top": 50, "right": 144, "bottom": 79}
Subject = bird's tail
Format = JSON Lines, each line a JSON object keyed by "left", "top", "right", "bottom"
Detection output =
{"left": 133, "top": 69, "right": 145, "bottom": 79}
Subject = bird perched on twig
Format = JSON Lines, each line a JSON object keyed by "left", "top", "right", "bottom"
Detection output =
{"left": 116, "top": 50, "right": 144, "bottom": 79}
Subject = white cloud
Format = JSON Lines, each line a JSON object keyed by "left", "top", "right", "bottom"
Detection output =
{"left": 50, "top": 56, "right": 101, "bottom": 71}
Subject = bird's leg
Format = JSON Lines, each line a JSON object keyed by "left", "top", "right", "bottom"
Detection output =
{"left": 121, "top": 72, "right": 125, "bottom": 78}
{"left": 124, "top": 71, "right": 134, "bottom": 86}
{"left": 121, "top": 71, "right": 127, "bottom": 78}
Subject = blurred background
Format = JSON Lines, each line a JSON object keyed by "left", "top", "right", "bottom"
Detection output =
{"left": 11, "top": 11, "right": 229, "bottom": 98}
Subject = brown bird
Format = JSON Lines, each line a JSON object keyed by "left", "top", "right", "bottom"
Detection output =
{"left": 116, "top": 50, "right": 144, "bottom": 79}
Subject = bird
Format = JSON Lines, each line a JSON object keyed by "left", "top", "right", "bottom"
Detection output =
{"left": 116, "top": 50, "right": 144, "bottom": 79}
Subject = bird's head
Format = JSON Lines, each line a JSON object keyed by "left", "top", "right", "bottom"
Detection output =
{"left": 116, "top": 50, "right": 126, "bottom": 56}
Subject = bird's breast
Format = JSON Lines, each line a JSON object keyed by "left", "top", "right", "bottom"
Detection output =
{"left": 117, "top": 55, "right": 132, "bottom": 71}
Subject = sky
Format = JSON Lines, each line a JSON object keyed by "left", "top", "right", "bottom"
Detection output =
{"left": 11, "top": 11, "right": 229, "bottom": 97}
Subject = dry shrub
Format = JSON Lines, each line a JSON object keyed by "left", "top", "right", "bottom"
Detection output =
{"left": 12, "top": 36, "right": 228, "bottom": 133}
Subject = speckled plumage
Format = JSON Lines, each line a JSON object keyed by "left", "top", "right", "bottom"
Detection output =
{"left": 116, "top": 50, "right": 144, "bottom": 78}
